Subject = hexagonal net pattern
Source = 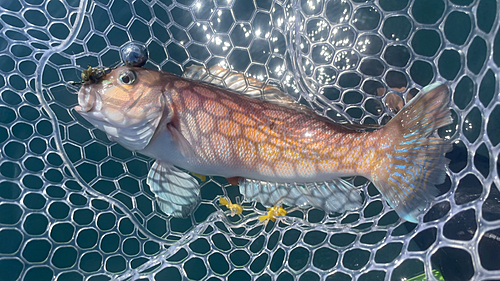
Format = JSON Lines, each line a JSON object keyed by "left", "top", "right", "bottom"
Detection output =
{"left": 0, "top": 0, "right": 499, "bottom": 280}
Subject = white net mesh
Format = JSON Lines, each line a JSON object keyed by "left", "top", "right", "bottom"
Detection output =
{"left": 0, "top": 0, "right": 499, "bottom": 280}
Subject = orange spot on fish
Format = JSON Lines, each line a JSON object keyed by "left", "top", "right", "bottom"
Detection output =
{"left": 262, "top": 109, "right": 289, "bottom": 120}
{"left": 205, "top": 100, "right": 228, "bottom": 116}
{"left": 244, "top": 127, "right": 267, "bottom": 142}
{"left": 282, "top": 148, "right": 301, "bottom": 160}
{"left": 233, "top": 112, "right": 256, "bottom": 126}
{"left": 258, "top": 143, "right": 279, "bottom": 162}
{"left": 306, "top": 141, "right": 326, "bottom": 151}
{"left": 196, "top": 111, "right": 213, "bottom": 133}
{"left": 221, "top": 98, "right": 243, "bottom": 112}
{"left": 219, "top": 119, "right": 240, "bottom": 137}
{"left": 296, "top": 159, "right": 316, "bottom": 177}
{"left": 174, "top": 80, "right": 189, "bottom": 88}
{"left": 275, "top": 162, "right": 295, "bottom": 177}
{"left": 184, "top": 113, "right": 198, "bottom": 136}
{"left": 182, "top": 91, "right": 200, "bottom": 111}
{"left": 235, "top": 138, "right": 257, "bottom": 163}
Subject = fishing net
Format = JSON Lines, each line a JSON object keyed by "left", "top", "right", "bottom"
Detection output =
{"left": 0, "top": 0, "right": 499, "bottom": 280}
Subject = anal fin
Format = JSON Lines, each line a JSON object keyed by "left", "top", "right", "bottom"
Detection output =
{"left": 147, "top": 161, "right": 201, "bottom": 218}
{"left": 239, "top": 178, "right": 363, "bottom": 214}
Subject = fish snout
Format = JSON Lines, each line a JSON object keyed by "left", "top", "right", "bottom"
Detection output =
{"left": 76, "top": 85, "right": 101, "bottom": 112}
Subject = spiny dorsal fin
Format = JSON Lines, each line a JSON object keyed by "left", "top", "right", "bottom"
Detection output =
{"left": 183, "top": 65, "right": 381, "bottom": 131}
{"left": 183, "top": 65, "right": 316, "bottom": 114}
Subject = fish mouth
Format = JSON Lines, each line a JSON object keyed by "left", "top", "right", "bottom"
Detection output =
{"left": 75, "top": 85, "right": 101, "bottom": 113}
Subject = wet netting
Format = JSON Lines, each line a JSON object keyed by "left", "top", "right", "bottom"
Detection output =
{"left": 0, "top": 0, "right": 499, "bottom": 280}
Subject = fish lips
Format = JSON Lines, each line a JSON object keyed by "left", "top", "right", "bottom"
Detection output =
{"left": 76, "top": 84, "right": 103, "bottom": 113}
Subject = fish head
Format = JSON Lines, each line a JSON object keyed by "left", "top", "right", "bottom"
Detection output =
{"left": 75, "top": 66, "right": 168, "bottom": 151}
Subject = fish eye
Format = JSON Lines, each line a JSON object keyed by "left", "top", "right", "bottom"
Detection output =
{"left": 119, "top": 70, "right": 136, "bottom": 85}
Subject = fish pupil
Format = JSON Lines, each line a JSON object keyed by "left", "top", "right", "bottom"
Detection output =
{"left": 119, "top": 71, "right": 135, "bottom": 85}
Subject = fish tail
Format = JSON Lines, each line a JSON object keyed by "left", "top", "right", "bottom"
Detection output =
{"left": 372, "top": 83, "right": 453, "bottom": 223}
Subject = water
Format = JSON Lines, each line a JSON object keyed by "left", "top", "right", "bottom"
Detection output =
{"left": 0, "top": 0, "right": 499, "bottom": 280}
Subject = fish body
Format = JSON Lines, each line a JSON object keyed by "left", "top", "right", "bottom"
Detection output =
{"left": 142, "top": 74, "right": 379, "bottom": 182}
{"left": 75, "top": 66, "right": 452, "bottom": 221}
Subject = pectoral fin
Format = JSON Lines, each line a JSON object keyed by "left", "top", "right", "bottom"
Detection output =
{"left": 167, "top": 123, "right": 197, "bottom": 159}
{"left": 147, "top": 161, "right": 201, "bottom": 218}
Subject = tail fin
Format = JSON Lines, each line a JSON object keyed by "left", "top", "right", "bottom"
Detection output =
{"left": 372, "top": 83, "right": 453, "bottom": 223}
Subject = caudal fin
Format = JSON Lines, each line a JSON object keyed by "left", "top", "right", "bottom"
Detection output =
{"left": 372, "top": 83, "right": 453, "bottom": 223}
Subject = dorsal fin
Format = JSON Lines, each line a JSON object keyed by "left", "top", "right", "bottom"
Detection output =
{"left": 183, "top": 65, "right": 381, "bottom": 131}
{"left": 183, "top": 65, "right": 316, "bottom": 114}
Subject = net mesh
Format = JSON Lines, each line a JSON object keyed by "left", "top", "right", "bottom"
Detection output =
{"left": 0, "top": 0, "right": 499, "bottom": 280}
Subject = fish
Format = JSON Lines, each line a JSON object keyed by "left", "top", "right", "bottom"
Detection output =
{"left": 74, "top": 65, "right": 452, "bottom": 222}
